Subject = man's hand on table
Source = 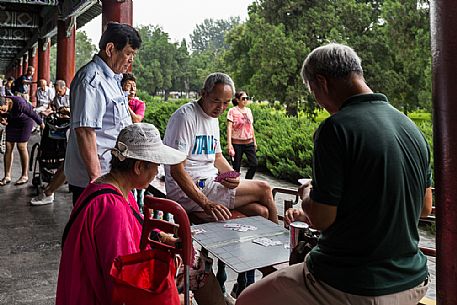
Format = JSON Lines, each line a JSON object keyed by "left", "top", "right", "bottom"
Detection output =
{"left": 202, "top": 200, "right": 232, "bottom": 221}
{"left": 284, "top": 208, "right": 311, "bottom": 227}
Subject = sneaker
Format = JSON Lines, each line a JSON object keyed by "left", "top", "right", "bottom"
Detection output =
{"left": 30, "top": 192, "right": 55, "bottom": 205}
{"left": 230, "top": 283, "right": 239, "bottom": 298}
{"left": 223, "top": 292, "right": 236, "bottom": 305}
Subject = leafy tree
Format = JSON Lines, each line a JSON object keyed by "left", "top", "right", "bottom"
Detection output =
{"left": 190, "top": 17, "right": 240, "bottom": 53}
{"left": 186, "top": 18, "right": 242, "bottom": 93}
{"left": 134, "top": 25, "right": 178, "bottom": 99}
{"left": 75, "top": 31, "right": 97, "bottom": 71}
{"left": 173, "top": 39, "right": 191, "bottom": 97}
{"left": 50, "top": 43, "right": 56, "bottom": 82}
{"left": 222, "top": 0, "right": 432, "bottom": 115}
{"left": 224, "top": 14, "right": 308, "bottom": 115}
{"left": 379, "top": 0, "right": 431, "bottom": 112}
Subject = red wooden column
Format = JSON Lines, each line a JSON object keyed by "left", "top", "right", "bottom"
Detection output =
{"left": 28, "top": 47, "right": 38, "bottom": 107}
{"left": 431, "top": 1, "right": 457, "bottom": 304}
{"left": 16, "top": 59, "right": 22, "bottom": 78}
{"left": 101, "top": 0, "right": 133, "bottom": 28}
{"left": 22, "top": 54, "right": 28, "bottom": 75}
{"left": 38, "top": 38, "right": 51, "bottom": 83}
{"left": 101, "top": 0, "right": 134, "bottom": 71}
{"left": 56, "top": 18, "right": 76, "bottom": 86}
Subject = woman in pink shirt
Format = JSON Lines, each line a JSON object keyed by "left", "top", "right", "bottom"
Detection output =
{"left": 122, "top": 73, "right": 147, "bottom": 210}
{"left": 122, "top": 73, "right": 145, "bottom": 123}
{"left": 56, "top": 123, "right": 186, "bottom": 305}
{"left": 227, "top": 91, "right": 258, "bottom": 179}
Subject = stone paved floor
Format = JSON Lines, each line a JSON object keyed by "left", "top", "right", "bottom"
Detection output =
{"left": 0, "top": 133, "right": 72, "bottom": 305}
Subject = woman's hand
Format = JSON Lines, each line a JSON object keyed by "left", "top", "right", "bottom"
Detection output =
{"left": 40, "top": 123, "right": 45, "bottom": 130}
{"left": 158, "top": 231, "right": 178, "bottom": 246}
{"left": 227, "top": 144, "right": 235, "bottom": 157}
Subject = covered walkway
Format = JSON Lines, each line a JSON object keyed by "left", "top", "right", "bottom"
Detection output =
{"left": 0, "top": 134, "right": 72, "bottom": 304}
{"left": 0, "top": 134, "right": 245, "bottom": 305}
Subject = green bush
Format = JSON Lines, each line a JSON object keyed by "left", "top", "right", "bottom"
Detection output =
{"left": 142, "top": 98, "right": 433, "bottom": 184}
{"left": 245, "top": 103, "right": 317, "bottom": 182}
{"left": 415, "top": 120, "right": 434, "bottom": 179}
{"left": 142, "top": 97, "right": 189, "bottom": 136}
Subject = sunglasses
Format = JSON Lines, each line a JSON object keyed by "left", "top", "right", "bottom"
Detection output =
{"left": 241, "top": 96, "right": 250, "bottom": 101}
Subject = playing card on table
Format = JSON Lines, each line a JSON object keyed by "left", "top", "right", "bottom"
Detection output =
{"left": 224, "top": 224, "right": 257, "bottom": 232}
{"left": 241, "top": 225, "right": 257, "bottom": 231}
{"left": 191, "top": 228, "right": 206, "bottom": 235}
{"left": 224, "top": 224, "right": 241, "bottom": 229}
{"left": 252, "top": 237, "right": 283, "bottom": 247}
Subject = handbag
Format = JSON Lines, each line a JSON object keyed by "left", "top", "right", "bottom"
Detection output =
{"left": 289, "top": 228, "right": 320, "bottom": 265}
{"left": 110, "top": 249, "right": 180, "bottom": 305}
{"left": 110, "top": 196, "right": 193, "bottom": 305}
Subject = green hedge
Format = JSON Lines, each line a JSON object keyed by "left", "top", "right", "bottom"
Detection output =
{"left": 142, "top": 96, "right": 433, "bottom": 184}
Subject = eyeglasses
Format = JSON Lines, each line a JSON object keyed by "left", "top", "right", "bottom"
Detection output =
{"left": 241, "top": 96, "right": 250, "bottom": 101}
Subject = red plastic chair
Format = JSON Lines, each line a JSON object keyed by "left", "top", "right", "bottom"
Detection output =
{"left": 141, "top": 195, "right": 194, "bottom": 305}
{"left": 110, "top": 196, "right": 193, "bottom": 305}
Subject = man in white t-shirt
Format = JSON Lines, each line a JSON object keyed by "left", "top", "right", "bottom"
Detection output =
{"left": 163, "top": 72, "right": 278, "bottom": 223}
{"left": 164, "top": 72, "right": 279, "bottom": 298}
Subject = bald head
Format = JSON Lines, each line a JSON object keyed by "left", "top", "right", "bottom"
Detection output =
{"left": 38, "top": 79, "right": 47, "bottom": 88}
{"left": 55, "top": 80, "right": 67, "bottom": 97}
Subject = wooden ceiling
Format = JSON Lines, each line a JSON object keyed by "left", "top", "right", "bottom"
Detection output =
{"left": 0, "top": 0, "right": 101, "bottom": 74}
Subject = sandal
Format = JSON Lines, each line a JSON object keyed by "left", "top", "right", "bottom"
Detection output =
{"left": 14, "top": 177, "right": 29, "bottom": 185}
{"left": 0, "top": 177, "right": 11, "bottom": 186}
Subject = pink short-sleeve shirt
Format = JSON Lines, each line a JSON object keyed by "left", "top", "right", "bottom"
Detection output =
{"left": 227, "top": 106, "right": 254, "bottom": 140}
{"left": 129, "top": 97, "right": 146, "bottom": 118}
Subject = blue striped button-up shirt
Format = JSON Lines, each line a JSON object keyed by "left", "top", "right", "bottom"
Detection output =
{"left": 64, "top": 55, "right": 132, "bottom": 188}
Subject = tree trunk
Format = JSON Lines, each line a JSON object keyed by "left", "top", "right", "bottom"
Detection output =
{"left": 286, "top": 102, "right": 298, "bottom": 116}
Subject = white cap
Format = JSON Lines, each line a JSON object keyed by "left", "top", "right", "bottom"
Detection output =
{"left": 112, "top": 123, "right": 186, "bottom": 165}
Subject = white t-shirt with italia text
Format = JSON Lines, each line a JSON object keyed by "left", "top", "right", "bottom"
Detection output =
{"left": 163, "top": 101, "right": 221, "bottom": 201}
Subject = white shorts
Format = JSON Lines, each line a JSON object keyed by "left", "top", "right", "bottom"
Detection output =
{"left": 178, "top": 177, "right": 236, "bottom": 212}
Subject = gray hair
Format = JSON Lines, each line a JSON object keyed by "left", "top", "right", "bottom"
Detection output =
{"left": 202, "top": 72, "right": 235, "bottom": 96}
{"left": 55, "top": 80, "right": 66, "bottom": 88}
{"left": 301, "top": 43, "right": 363, "bottom": 87}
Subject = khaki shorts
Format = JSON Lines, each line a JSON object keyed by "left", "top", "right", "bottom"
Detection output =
{"left": 237, "top": 258, "right": 429, "bottom": 305}
{"left": 178, "top": 177, "right": 236, "bottom": 212}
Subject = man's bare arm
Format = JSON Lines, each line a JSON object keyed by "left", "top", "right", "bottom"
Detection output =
{"left": 421, "top": 187, "right": 433, "bottom": 218}
{"left": 170, "top": 162, "right": 231, "bottom": 221}
{"left": 75, "top": 127, "right": 101, "bottom": 182}
{"left": 300, "top": 185, "right": 337, "bottom": 231}
{"left": 214, "top": 152, "right": 233, "bottom": 173}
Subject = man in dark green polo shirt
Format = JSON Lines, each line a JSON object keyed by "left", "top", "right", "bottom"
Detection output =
{"left": 236, "top": 43, "right": 433, "bottom": 305}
